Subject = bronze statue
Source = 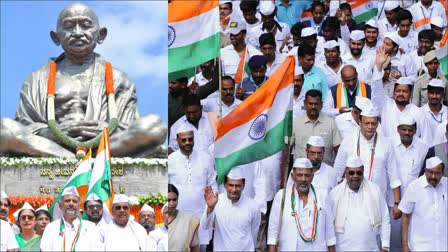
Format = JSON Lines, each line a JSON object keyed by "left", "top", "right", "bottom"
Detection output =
{"left": 0, "top": 2, "right": 166, "bottom": 158}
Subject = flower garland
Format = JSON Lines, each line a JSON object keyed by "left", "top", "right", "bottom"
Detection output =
{"left": 290, "top": 184, "right": 319, "bottom": 242}
{"left": 46, "top": 61, "right": 119, "bottom": 158}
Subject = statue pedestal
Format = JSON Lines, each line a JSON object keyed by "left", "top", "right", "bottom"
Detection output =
{"left": 0, "top": 157, "right": 167, "bottom": 196}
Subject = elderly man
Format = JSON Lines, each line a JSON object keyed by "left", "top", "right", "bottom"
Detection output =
{"left": 334, "top": 106, "right": 402, "bottom": 221}
{"left": 201, "top": 167, "right": 261, "bottom": 251}
{"left": 139, "top": 204, "right": 155, "bottom": 235}
{"left": 147, "top": 204, "right": 168, "bottom": 251}
{"left": 326, "top": 65, "right": 371, "bottom": 117}
{"left": 294, "top": 89, "right": 341, "bottom": 166}
{"left": 372, "top": 46, "right": 432, "bottom": 143}
{"left": 335, "top": 96, "right": 373, "bottom": 139}
{"left": 0, "top": 2, "right": 166, "bottom": 158}
{"left": 268, "top": 158, "right": 336, "bottom": 251}
{"left": 399, "top": 157, "right": 447, "bottom": 252}
{"left": 167, "top": 184, "right": 200, "bottom": 252}
{"left": 103, "top": 194, "right": 147, "bottom": 251}
{"left": 342, "top": 30, "right": 374, "bottom": 84}
{"left": 328, "top": 156, "right": 391, "bottom": 251}
{"left": 168, "top": 125, "right": 217, "bottom": 248}
{"left": 0, "top": 191, "right": 19, "bottom": 234}
{"left": 40, "top": 187, "right": 102, "bottom": 251}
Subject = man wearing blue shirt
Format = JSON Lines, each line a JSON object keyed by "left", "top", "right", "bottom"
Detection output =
{"left": 298, "top": 44, "right": 329, "bottom": 103}
{"left": 276, "top": 0, "right": 311, "bottom": 27}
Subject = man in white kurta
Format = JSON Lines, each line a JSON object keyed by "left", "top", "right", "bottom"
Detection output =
{"left": 0, "top": 219, "right": 18, "bottom": 251}
{"left": 419, "top": 79, "right": 448, "bottom": 141}
{"left": 342, "top": 31, "right": 374, "bottom": 84}
{"left": 201, "top": 167, "right": 261, "bottom": 251}
{"left": 147, "top": 204, "right": 168, "bottom": 252}
{"left": 40, "top": 187, "right": 103, "bottom": 251}
{"left": 371, "top": 46, "right": 432, "bottom": 143}
{"left": 267, "top": 158, "right": 336, "bottom": 251}
{"left": 328, "top": 156, "right": 391, "bottom": 251}
{"left": 168, "top": 126, "right": 217, "bottom": 245}
{"left": 335, "top": 96, "right": 373, "bottom": 140}
{"left": 399, "top": 157, "right": 448, "bottom": 252}
{"left": 103, "top": 194, "right": 147, "bottom": 251}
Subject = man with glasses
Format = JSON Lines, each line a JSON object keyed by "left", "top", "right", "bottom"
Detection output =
{"left": 40, "top": 187, "right": 102, "bottom": 251}
{"left": 138, "top": 204, "right": 156, "bottom": 235}
{"left": 0, "top": 191, "right": 19, "bottom": 234}
{"left": 328, "top": 156, "right": 391, "bottom": 251}
{"left": 84, "top": 194, "right": 105, "bottom": 226}
{"left": 104, "top": 194, "right": 147, "bottom": 251}
{"left": 399, "top": 157, "right": 447, "bottom": 252}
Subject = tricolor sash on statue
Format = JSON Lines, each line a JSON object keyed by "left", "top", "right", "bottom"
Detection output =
{"left": 214, "top": 56, "right": 295, "bottom": 184}
{"left": 347, "top": 0, "right": 378, "bottom": 23}
{"left": 86, "top": 128, "right": 115, "bottom": 223}
{"left": 435, "top": 31, "right": 448, "bottom": 79}
{"left": 168, "top": 0, "right": 220, "bottom": 82}
{"left": 49, "top": 149, "right": 93, "bottom": 219}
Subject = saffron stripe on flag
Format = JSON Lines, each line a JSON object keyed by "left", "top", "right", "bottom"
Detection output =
{"left": 215, "top": 57, "right": 294, "bottom": 140}
{"left": 348, "top": 0, "right": 370, "bottom": 9}
{"left": 168, "top": 1, "right": 218, "bottom": 23}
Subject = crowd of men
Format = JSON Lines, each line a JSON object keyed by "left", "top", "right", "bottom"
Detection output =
{"left": 168, "top": 0, "right": 447, "bottom": 251}
{"left": 0, "top": 189, "right": 167, "bottom": 251}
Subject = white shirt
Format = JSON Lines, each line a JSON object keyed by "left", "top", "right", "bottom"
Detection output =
{"left": 399, "top": 176, "right": 448, "bottom": 251}
{"left": 245, "top": 20, "right": 263, "bottom": 49}
{"left": 266, "top": 53, "right": 286, "bottom": 77}
{"left": 316, "top": 60, "right": 346, "bottom": 88}
{"left": 147, "top": 226, "right": 168, "bottom": 251}
{"left": 0, "top": 220, "right": 18, "bottom": 251}
{"left": 104, "top": 220, "right": 148, "bottom": 251}
{"left": 40, "top": 218, "right": 102, "bottom": 251}
{"left": 409, "top": 49, "right": 426, "bottom": 75}
{"left": 221, "top": 44, "right": 262, "bottom": 80}
{"left": 335, "top": 111, "right": 359, "bottom": 140}
{"left": 389, "top": 50, "right": 418, "bottom": 82}
{"left": 409, "top": 1, "right": 447, "bottom": 32}
{"left": 293, "top": 88, "right": 307, "bottom": 120}
{"left": 433, "top": 120, "right": 448, "bottom": 146}
{"left": 420, "top": 103, "right": 448, "bottom": 141}
{"left": 378, "top": 18, "right": 398, "bottom": 42}
{"left": 328, "top": 182, "right": 391, "bottom": 251}
{"left": 316, "top": 38, "right": 348, "bottom": 64}
{"left": 267, "top": 186, "right": 336, "bottom": 251}
{"left": 251, "top": 22, "right": 291, "bottom": 52}
{"left": 342, "top": 51, "right": 374, "bottom": 84}
{"left": 312, "top": 163, "right": 338, "bottom": 204}
{"left": 201, "top": 97, "right": 242, "bottom": 117}
{"left": 395, "top": 30, "right": 418, "bottom": 54}
{"left": 169, "top": 113, "right": 214, "bottom": 152}
{"left": 371, "top": 68, "right": 432, "bottom": 143}
{"left": 334, "top": 131, "right": 401, "bottom": 198}
{"left": 200, "top": 194, "right": 261, "bottom": 251}
{"left": 168, "top": 149, "right": 217, "bottom": 218}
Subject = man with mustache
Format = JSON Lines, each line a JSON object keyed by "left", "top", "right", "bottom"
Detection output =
{"left": 293, "top": 67, "right": 306, "bottom": 119}
{"left": 328, "top": 156, "right": 391, "bottom": 251}
{"left": 316, "top": 40, "right": 346, "bottom": 89}
{"left": 0, "top": 191, "right": 19, "bottom": 234}
{"left": 294, "top": 89, "right": 341, "bottom": 166}
{"left": 267, "top": 158, "right": 336, "bottom": 251}
{"left": 84, "top": 194, "right": 106, "bottom": 225}
{"left": 168, "top": 125, "right": 217, "bottom": 249}
{"left": 399, "top": 156, "right": 447, "bottom": 252}
{"left": 371, "top": 45, "right": 432, "bottom": 143}
{"left": 419, "top": 79, "right": 447, "bottom": 136}
{"left": 40, "top": 187, "right": 102, "bottom": 251}
{"left": 335, "top": 96, "right": 373, "bottom": 140}
{"left": 201, "top": 76, "right": 242, "bottom": 118}
{"left": 389, "top": 114, "right": 429, "bottom": 251}
{"left": 138, "top": 204, "right": 155, "bottom": 235}
{"left": 342, "top": 30, "right": 374, "bottom": 84}
{"left": 103, "top": 194, "right": 147, "bottom": 251}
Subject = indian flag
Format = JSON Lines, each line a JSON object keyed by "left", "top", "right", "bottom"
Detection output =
{"left": 86, "top": 128, "right": 115, "bottom": 223}
{"left": 436, "top": 31, "right": 448, "bottom": 79}
{"left": 301, "top": 10, "right": 313, "bottom": 23}
{"left": 214, "top": 56, "right": 295, "bottom": 183}
{"left": 168, "top": 1, "right": 220, "bottom": 82}
{"left": 347, "top": 0, "right": 378, "bottom": 23}
{"left": 49, "top": 149, "right": 93, "bottom": 219}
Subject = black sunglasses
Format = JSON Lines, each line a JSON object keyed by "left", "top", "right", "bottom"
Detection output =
{"left": 114, "top": 205, "right": 129, "bottom": 211}
{"left": 87, "top": 205, "right": 103, "bottom": 210}
{"left": 180, "top": 138, "right": 193, "bottom": 143}
{"left": 348, "top": 171, "right": 363, "bottom": 176}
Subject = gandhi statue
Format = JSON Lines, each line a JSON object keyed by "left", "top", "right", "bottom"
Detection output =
{"left": 0, "top": 3, "right": 166, "bottom": 158}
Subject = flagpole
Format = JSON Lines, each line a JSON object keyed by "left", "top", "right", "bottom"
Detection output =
{"left": 275, "top": 136, "right": 293, "bottom": 248}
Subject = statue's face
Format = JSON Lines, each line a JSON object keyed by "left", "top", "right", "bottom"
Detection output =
{"left": 56, "top": 4, "right": 101, "bottom": 56}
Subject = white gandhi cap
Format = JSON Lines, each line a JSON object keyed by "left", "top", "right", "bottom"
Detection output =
{"left": 398, "top": 113, "right": 416, "bottom": 126}
{"left": 293, "top": 158, "right": 313, "bottom": 169}
{"left": 354, "top": 96, "right": 372, "bottom": 111}
{"left": 307, "top": 136, "right": 325, "bottom": 147}
{"left": 301, "top": 27, "right": 317, "bottom": 37}
{"left": 346, "top": 156, "right": 364, "bottom": 168}
{"left": 259, "top": 0, "right": 275, "bottom": 16}
{"left": 323, "top": 40, "right": 339, "bottom": 49}
{"left": 227, "top": 166, "right": 245, "bottom": 180}
{"left": 428, "top": 79, "right": 445, "bottom": 89}
{"left": 350, "top": 30, "right": 365, "bottom": 41}
{"left": 61, "top": 186, "right": 80, "bottom": 198}
{"left": 426, "top": 156, "right": 443, "bottom": 170}
{"left": 113, "top": 194, "right": 130, "bottom": 204}
{"left": 140, "top": 204, "right": 155, "bottom": 214}
{"left": 360, "top": 106, "right": 380, "bottom": 117}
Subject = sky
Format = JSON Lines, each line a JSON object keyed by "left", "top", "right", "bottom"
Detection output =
{"left": 0, "top": 1, "right": 167, "bottom": 125}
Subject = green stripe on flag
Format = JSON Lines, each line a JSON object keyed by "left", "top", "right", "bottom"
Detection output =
{"left": 168, "top": 33, "right": 220, "bottom": 74}
{"left": 88, "top": 161, "right": 112, "bottom": 200}
{"left": 215, "top": 111, "right": 292, "bottom": 184}
{"left": 354, "top": 8, "right": 377, "bottom": 23}
{"left": 440, "top": 55, "right": 448, "bottom": 79}
{"left": 49, "top": 171, "right": 91, "bottom": 215}
{"left": 244, "top": 62, "right": 251, "bottom": 76}
{"left": 168, "top": 67, "right": 195, "bottom": 82}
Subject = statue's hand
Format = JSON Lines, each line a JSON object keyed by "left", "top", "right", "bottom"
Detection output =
{"left": 59, "top": 120, "right": 108, "bottom": 140}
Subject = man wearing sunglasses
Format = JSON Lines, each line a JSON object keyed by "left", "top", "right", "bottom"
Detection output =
{"left": 103, "top": 194, "right": 147, "bottom": 251}
{"left": 84, "top": 194, "right": 105, "bottom": 226}
{"left": 40, "top": 187, "right": 102, "bottom": 251}
{"left": 328, "top": 156, "right": 391, "bottom": 252}
{"left": 0, "top": 191, "right": 19, "bottom": 234}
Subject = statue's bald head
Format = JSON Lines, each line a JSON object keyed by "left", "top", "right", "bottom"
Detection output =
{"left": 57, "top": 2, "right": 99, "bottom": 29}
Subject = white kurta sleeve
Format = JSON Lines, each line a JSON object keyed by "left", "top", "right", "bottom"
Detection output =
{"left": 385, "top": 144, "right": 401, "bottom": 189}
{"left": 206, "top": 155, "right": 218, "bottom": 192}
{"left": 379, "top": 193, "right": 391, "bottom": 249}
{"left": 370, "top": 67, "right": 388, "bottom": 112}
{"left": 322, "top": 92, "right": 340, "bottom": 118}
{"left": 324, "top": 198, "right": 337, "bottom": 246}
{"left": 340, "top": 24, "right": 350, "bottom": 43}
{"left": 1, "top": 221, "right": 18, "bottom": 251}
{"left": 333, "top": 138, "right": 348, "bottom": 182}
{"left": 267, "top": 190, "right": 282, "bottom": 245}
{"left": 168, "top": 123, "right": 179, "bottom": 151}
{"left": 200, "top": 206, "right": 215, "bottom": 232}
{"left": 398, "top": 183, "right": 416, "bottom": 214}
{"left": 251, "top": 207, "right": 261, "bottom": 248}
{"left": 254, "top": 161, "right": 267, "bottom": 214}
{"left": 414, "top": 113, "right": 433, "bottom": 144}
